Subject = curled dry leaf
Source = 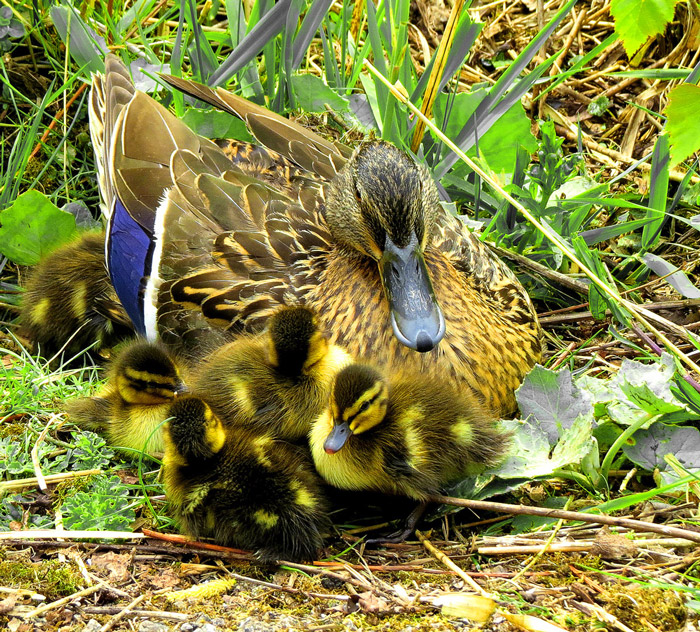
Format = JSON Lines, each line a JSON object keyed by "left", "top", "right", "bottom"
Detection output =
{"left": 432, "top": 593, "right": 495, "bottom": 622}
{"left": 0, "top": 593, "right": 18, "bottom": 615}
{"left": 591, "top": 527, "right": 638, "bottom": 560}
{"left": 357, "top": 591, "right": 391, "bottom": 614}
{"left": 501, "top": 611, "right": 569, "bottom": 632}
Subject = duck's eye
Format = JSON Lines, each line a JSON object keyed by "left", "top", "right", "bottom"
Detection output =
{"left": 358, "top": 401, "right": 370, "bottom": 413}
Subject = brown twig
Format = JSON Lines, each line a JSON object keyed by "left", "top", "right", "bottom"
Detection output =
{"left": 28, "top": 83, "right": 88, "bottom": 162}
{"left": 429, "top": 495, "right": 700, "bottom": 544}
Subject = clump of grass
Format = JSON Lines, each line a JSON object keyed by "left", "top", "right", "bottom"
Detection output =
{"left": 0, "top": 556, "right": 83, "bottom": 600}
{"left": 602, "top": 584, "right": 686, "bottom": 632}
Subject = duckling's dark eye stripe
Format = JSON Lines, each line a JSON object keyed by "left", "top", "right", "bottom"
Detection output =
{"left": 124, "top": 367, "right": 177, "bottom": 388}
{"left": 344, "top": 380, "right": 385, "bottom": 423}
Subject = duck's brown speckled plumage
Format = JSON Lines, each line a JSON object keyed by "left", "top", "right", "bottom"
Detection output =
{"left": 90, "top": 55, "right": 541, "bottom": 416}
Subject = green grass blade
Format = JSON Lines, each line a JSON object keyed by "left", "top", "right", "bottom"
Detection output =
{"left": 641, "top": 133, "right": 669, "bottom": 252}
{"left": 208, "top": 0, "right": 292, "bottom": 86}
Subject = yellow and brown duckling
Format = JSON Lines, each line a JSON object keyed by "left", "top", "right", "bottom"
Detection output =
{"left": 309, "top": 363, "right": 510, "bottom": 502}
{"left": 162, "top": 395, "right": 329, "bottom": 562}
{"left": 65, "top": 340, "right": 185, "bottom": 455}
{"left": 20, "top": 231, "right": 133, "bottom": 361}
{"left": 192, "top": 305, "right": 351, "bottom": 441}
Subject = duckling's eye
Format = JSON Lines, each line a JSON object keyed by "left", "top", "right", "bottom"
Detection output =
{"left": 358, "top": 401, "right": 370, "bottom": 414}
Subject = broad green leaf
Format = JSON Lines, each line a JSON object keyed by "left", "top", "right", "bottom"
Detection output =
{"left": 612, "top": 353, "right": 700, "bottom": 421}
{"left": 0, "top": 191, "right": 78, "bottom": 265}
{"left": 496, "top": 415, "right": 595, "bottom": 479}
{"left": 576, "top": 375, "right": 616, "bottom": 417}
{"left": 623, "top": 424, "right": 700, "bottom": 484}
{"left": 291, "top": 74, "right": 348, "bottom": 113}
{"left": 611, "top": 0, "right": 680, "bottom": 57}
{"left": 511, "top": 496, "right": 569, "bottom": 531}
{"left": 181, "top": 109, "right": 252, "bottom": 141}
{"left": 666, "top": 83, "right": 700, "bottom": 168}
{"left": 516, "top": 365, "right": 594, "bottom": 445}
{"left": 434, "top": 90, "right": 537, "bottom": 176}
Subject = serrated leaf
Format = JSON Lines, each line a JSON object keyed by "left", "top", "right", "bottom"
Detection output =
{"left": 611, "top": 0, "right": 680, "bottom": 57}
{"left": 516, "top": 365, "right": 594, "bottom": 445}
{"left": 623, "top": 424, "right": 700, "bottom": 481}
{"left": 576, "top": 375, "right": 616, "bottom": 417}
{"left": 612, "top": 353, "right": 700, "bottom": 421}
{"left": 291, "top": 74, "right": 348, "bottom": 113}
{"left": 492, "top": 414, "right": 595, "bottom": 479}
{"left": 0, "top": 191, "right": 77, "bottom": 265}
{"left": 61, "top": 475, "right": 135, "bottom": 531}
{"left": 666, "top": 84, "right": 700, "bottom": 168}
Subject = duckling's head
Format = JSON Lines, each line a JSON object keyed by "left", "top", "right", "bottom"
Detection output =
{"left": 112, "top": 341, "right": 185, "bottom": 405}
{"left": 325, "top": 141, "right": 445, "bottom": 353}
{"left": 164, "top": 396, "right": 226, "bottom": 462}
{"left": 266, "top": 306, "right": 329, "bottom": 377}
{"left": 324, "top": 364, "right": 389, "bottom": 454}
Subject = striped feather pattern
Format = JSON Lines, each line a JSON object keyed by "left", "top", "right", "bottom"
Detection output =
{"left": 91, "top": 55, "right": 542, "bottom": 414}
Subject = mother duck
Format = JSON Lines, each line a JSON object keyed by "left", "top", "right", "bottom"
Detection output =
{"left": 89, "top": 54, "right": 541, "bottom": 416}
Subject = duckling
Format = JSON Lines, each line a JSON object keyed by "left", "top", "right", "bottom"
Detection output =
{"left": 309, "top": 363, "right": 509, "bottom": 502}
{"left": 192, "top": 305, "right": 351, "bottom": 441}
{"left": 89, "top": 54, "right": 541, "bottom": 416}
{"left": 65, "top": 340, "right": 185, "bottom": 455}
{"left": 20, "top": 231, "right": 133, "bottom": 361}
{"left": 162, "top": 395, "right": 329, "bottom": 562}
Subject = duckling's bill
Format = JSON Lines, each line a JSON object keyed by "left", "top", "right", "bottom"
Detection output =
{"left": 379, "top": 233, "right": 445, "bottom": 353}
{"left": 323, "top": 420, "right": 351, "bottom": 454}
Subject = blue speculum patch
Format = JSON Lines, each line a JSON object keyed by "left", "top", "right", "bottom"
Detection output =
{"left": 107, "top": 198, "right": 153, "bottom": 334}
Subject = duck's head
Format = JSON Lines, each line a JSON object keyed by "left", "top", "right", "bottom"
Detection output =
{"left": 266, "top": 306, "right": 331, "bottom": 377}
{"left": 325, "top": 141, "right": 445, "bottom": 352}
{"left": 323, "top": 364, "right": 389, "bottom": 454}
{"left": 164, "top": 396, "right": 226, "bottom": 462}
{"left": 112, "top": 341, "right": 186, "bottom": 405}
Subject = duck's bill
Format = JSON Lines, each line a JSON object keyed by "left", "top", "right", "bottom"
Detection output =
{"left": 379, "top": 234, "right": 446, "bottom": 353}
{"left": 324, "top": 421, "right": 351, "bottom": 454}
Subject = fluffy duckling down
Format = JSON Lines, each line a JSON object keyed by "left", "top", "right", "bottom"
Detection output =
{"left": 162, "top": 395, "right": 329, "bottom": 562}
{"left": 20, "top": 231, "right": 133, "bottom": 361}
{"left": 309, "top": 363, "right": 510, "bottom": 501}
{"left": 65, "top": 340, "right": 185, "bottom": 456}
{"left": 192, "top": 305, "right": 352, "bottom": 441}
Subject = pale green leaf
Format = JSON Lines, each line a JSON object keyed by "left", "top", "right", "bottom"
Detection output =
{"left": 666, "top": 83, "right": 700, "bottom": 168}
{"left": 516, "top": 365, "right": 594, "bottom": 445}
{"left": 0, "top": 191, "right": 78, "bottom": 265}
{"left": 291, "top": 74, "right": 348, "bottom": 113}
{"left": 623, "top": 424, "right": 700, "bottom": 484}
{"left": 611, "top": 0, "right": 680, "bottom": 57}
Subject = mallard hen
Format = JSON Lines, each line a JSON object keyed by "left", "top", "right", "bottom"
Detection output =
{"left": 89, "top": 54, "right": 542, "bottom": 415}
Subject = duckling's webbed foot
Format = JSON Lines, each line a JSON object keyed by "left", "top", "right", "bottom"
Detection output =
{"left": 364, "top": 502, "right": 428, "bottom": 546}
